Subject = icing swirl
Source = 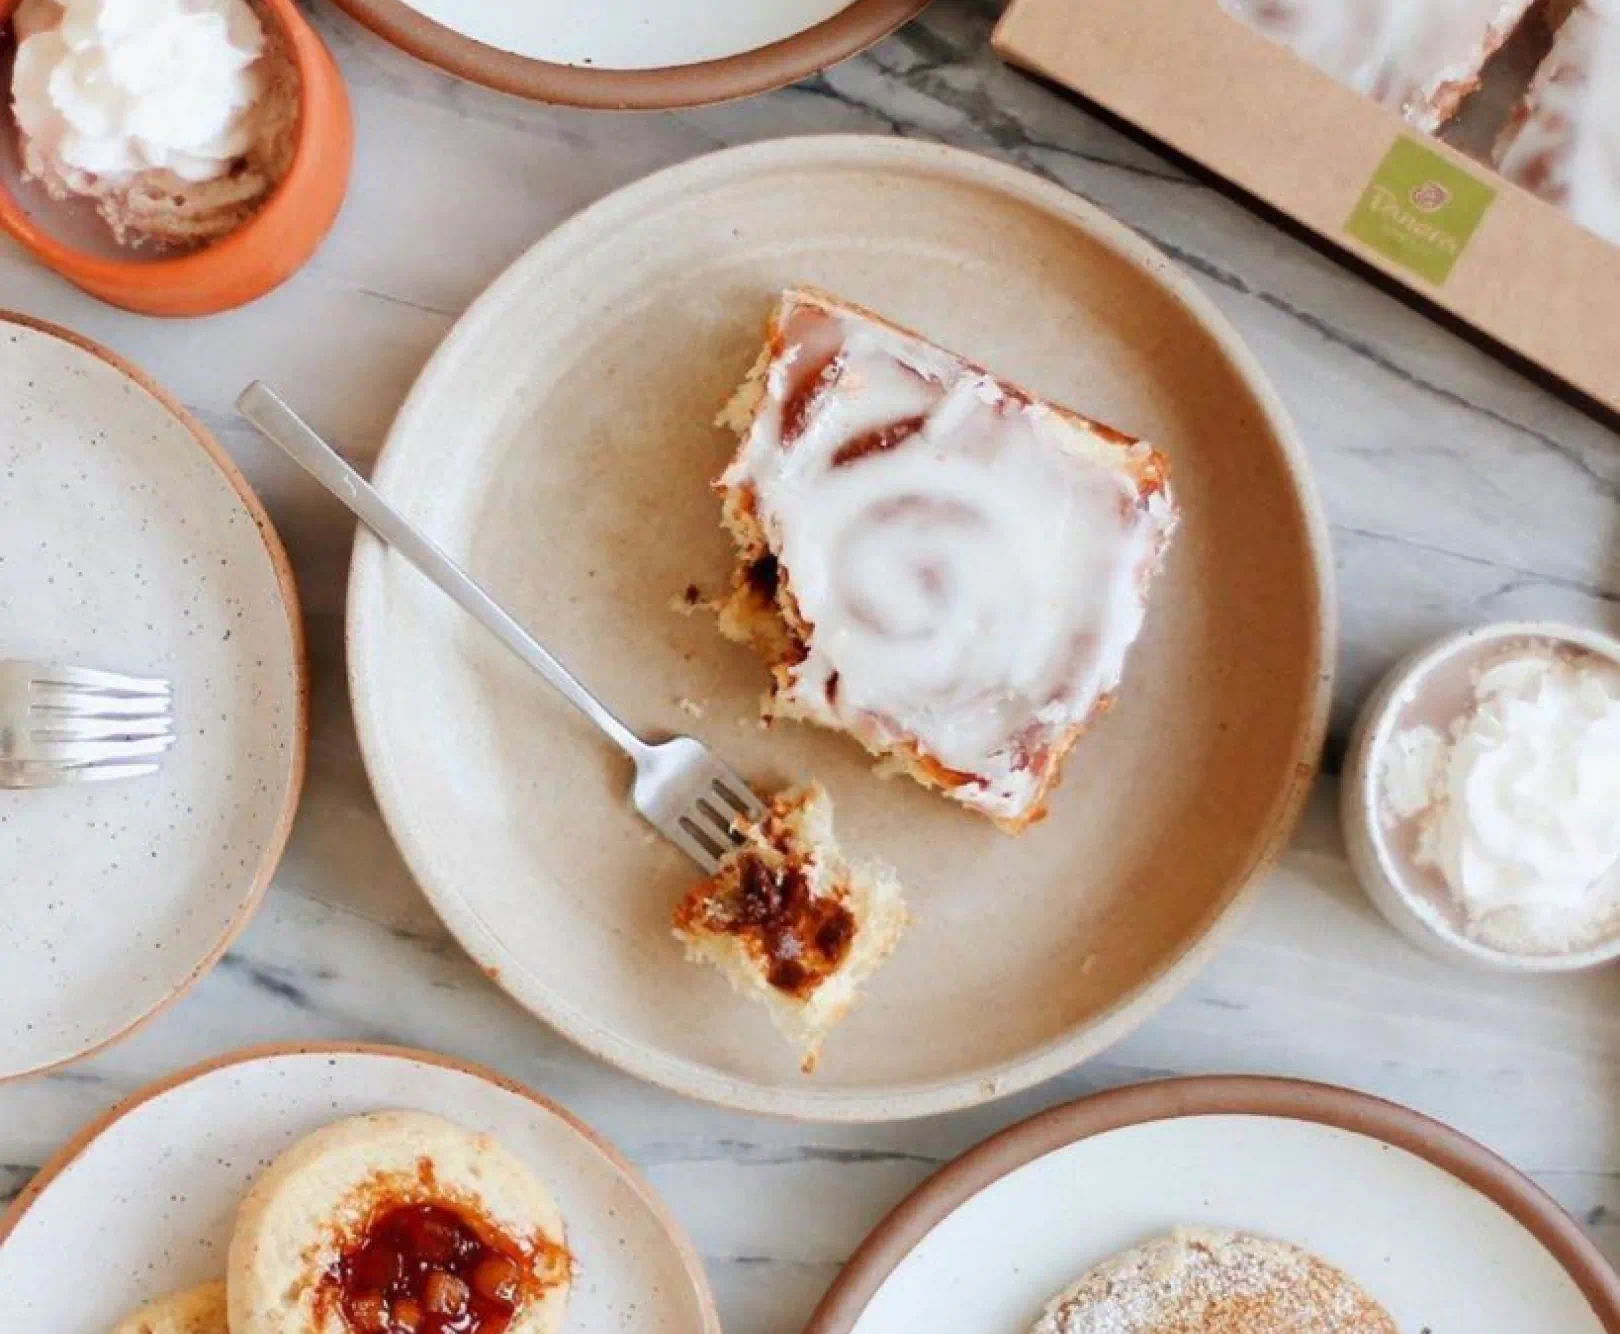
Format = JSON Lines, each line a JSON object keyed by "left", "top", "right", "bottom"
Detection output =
{"left": 721, "top": 295, "right": 1176, "bottom": 821}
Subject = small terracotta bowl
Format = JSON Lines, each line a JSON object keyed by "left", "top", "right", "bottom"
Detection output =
{"left": 0, "top": 0, "right": 352, "bottom": 316}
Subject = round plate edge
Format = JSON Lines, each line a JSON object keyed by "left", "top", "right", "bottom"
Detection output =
{"left": 800, "top": 1074, "right": 1620, "bottom": 1334}
{"left": 324, "top": 0, "right": 931, "bottom": 109}
{"left": 344, "top": 134, "right": 1337, "bottom": 1123}
{"left": 0, "top": 1039, "right": 723, "bottom": 1334}
{"left": 0, "top": 310, "right": 310, "bottom": 1084}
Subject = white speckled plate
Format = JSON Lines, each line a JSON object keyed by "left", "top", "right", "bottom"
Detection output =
{"left": 0, "top": 1043, "right": 720, "bottom": 1334}
{"left": 806, "top": 1078, "right": 1620, "bottom": 1333}
{"left": 324, "top": 0, "right": 928, "bottom": 109}
{"left": 0, "top": 313, "right": 305, "bottom": 1080}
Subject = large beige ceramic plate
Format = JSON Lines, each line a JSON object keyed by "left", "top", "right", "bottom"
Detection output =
{"left": 329, "top": 0, "right": 929, "bottom": 109}
{"left": 805, "top": 1077, "right": 1620, "bottom": 1332}
{"left": 348, "top": 136, "right": 1333, "bottom": 1121}
{"left": 0, "top": 1043, "right": 720, "bottom": 1334}
{"left": 0, "top": 313, "right": 304, "bottom": 1080}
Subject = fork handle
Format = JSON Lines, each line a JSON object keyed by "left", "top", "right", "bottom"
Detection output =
{"left": 237, "top": 382, "right": 648, "bottom": 763}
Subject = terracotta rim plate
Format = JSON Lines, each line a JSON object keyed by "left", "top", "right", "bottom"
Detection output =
{"left": 0, "top": 1041, "right": 721, "bottom": 1334}
{"left": 805, "top": 1076, "right": 1620, "bottom": 1333}
{"left": 347, "top": 135, "right": 1334, "bottom": 1122}
{"left": 0, "top": 311, "right": 305, "bottom": 1081}
{"left": 327, "top": 0, "right": 930, "bottom": 109}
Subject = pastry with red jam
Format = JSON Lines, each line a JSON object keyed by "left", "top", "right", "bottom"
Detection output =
{"left": 713, "top": 287, "right": 1177, "bottom": 833}
{"left": 673, "top": 783, "right": 907, "bottom": 1073}
{"left": 228, "top": 1111, "right": 570, "bottom": 1334}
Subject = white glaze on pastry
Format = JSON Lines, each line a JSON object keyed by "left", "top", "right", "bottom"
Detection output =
{"left": 1221, "top": 0, "right": 1536, "bottom": 131}
{"left": 1495, "top": 2, "right": 1620, "bottom": 246}
{"left": 719, "top": 296, "right": 1177, "bottom": 823}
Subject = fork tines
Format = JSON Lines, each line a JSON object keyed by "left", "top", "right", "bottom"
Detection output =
{"left": 1, "top": 661, "right": 176, "bottom": 788}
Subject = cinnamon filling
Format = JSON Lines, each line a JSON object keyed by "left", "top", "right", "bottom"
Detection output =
{"left": 830, "top": 415, "right": 927, "bottom": 468}
{"left": 683, "top": 853, "right": 856, "bottom": 998}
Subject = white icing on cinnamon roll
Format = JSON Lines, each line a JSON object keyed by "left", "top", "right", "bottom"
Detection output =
{"left": 1495, "top": 2, "right": 1620, "bottom": 246}
{"left": 719, "top": 292, "right": 1177, "bottom": 824}
{"left": 1220, "top": 0, "right": 1535, "bottom": 130}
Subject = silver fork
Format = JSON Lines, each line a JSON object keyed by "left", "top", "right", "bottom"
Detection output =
{"left": 0, "top": 662, "right": 174, "bottom": 788}
{"left": 236, "top": 381, "right": 766, "bottom": 874}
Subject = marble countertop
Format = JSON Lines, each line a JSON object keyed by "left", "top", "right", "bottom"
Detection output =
{"left": 4, "top": 2, "right": 1620, "bottom": 1330}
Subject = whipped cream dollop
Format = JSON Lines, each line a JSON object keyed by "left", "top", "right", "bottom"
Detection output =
{"left": 722, "top": 295, "right": 1177, "bottom": 822}
{"left": 11, "top": 0, "right": 268, "bottom": 184}
{"left": 1382, "top": 647, "right": 1620, "bottom": 952}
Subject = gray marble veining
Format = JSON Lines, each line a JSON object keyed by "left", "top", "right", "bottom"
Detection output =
{"left": 2, "top": 3, "right": 1619, "bottom": 1331}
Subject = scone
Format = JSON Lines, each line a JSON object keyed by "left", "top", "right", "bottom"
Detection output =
{"left": 1219, "top": 0, "right": 1537, "bottom": 132}
{"left": 713, "top": 287, "right": 1177, "bottom": 834}
{"left": 1494, "top": 1, "right": 1620, "bottom": 246}
{"left": 228, "top": 1112, "right": 571, "bottom": 1334}
{"left": 110, "top": 1282, "right": 228, "bottom": 1334}
{"left": 672, "top": 782, "right": 907, "bottom": 1072}
{"left": 1032, "top": 1228, "right": 1399, "bottom": 1333}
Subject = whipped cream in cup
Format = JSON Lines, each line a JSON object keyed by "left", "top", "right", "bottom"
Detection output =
{"left": 12, "top": 0, "right": 269, "bottom": 186}
{"left": 1342, "top": 621, "right": 1620, "bottom": 971}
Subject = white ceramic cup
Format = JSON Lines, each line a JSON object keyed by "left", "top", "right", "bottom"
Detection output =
{"left": 1340, "top": 620, "right": 1620, "bottom": 972}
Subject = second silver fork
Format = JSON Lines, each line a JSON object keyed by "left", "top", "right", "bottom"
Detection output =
{"left": 0, "top": 662, "right": 174, "bottom": 789}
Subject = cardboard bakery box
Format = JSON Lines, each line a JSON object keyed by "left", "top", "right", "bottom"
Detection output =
{"left": 992, "top": 0, "right": 1620, "bottom": 418}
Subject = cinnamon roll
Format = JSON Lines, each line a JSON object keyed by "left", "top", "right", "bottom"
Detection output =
{"left": 1494, "top": 1, "right": 1620, "bottom": 247}
{"left": 713, "top": 288, "right": 1177, "bottom": 833}
{"left": 1219, "top": 0, "right": 1537, "bottom": 131}
{"left": 673, "top": 782, "right": 907, "bottom": 1073}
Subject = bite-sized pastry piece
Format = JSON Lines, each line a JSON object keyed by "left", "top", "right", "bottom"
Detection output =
{"left": 1030, "top": 1228, "right": 1399, "bottom": 1333}
{"left": 110, "top": 1282, "right": 228, "bottom": 1334}
{"left": 1494, "top": 1, "right": 1620, "bottom": 246}
{"left": 673, "top": 783, "right": 907, "bottom": 1073}
{"left": 714, "top": 287, "right": 1177, "bottom": 833}
{"left": 1219, "top": 0, "right": 1538, "bottom": 132}
{"left": 229, "top": 1112, "right": 571, "bottom": 1334}
{"left": 9, "top": 0, "right": 300, "bottom": 247}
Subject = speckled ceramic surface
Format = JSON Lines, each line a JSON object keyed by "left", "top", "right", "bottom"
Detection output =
{"left": 347, "top": 137, "right": 1333, "bottom": 1121}
{"left": 0, "top": 1043, "right": 720, "bottom": 1334}
{"left": 322, "top": 0, "right": 927, "bottom": 109}
{"left": 0, "top": 314, "right": 305, "bottom": 1079}
{"left": 402, "top": 0, "right": 859, "bottom": 67}
{"left": 806, "top": 1079, "right": 1620, "bottom": 1333}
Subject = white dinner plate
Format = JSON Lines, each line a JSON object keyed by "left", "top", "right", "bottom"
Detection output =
{"left": 327, "top": 0, "right": 930, "bottom": 108}
{"left": 0, "top": 1043, "right": 720, "bottom": 1334}
{"left": 346, "top": 136, "right": 1332, "bottom": 1122}
{"left": 0, "top": 313, "right": 304, "bottom": 1080}
{"left": 805, "top": 1077, "right": 1620, "bottom": 1333}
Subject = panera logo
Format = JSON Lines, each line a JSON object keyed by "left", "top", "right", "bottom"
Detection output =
{"left": 1347, "top": 138, "right": 1496, "bottom": 285}
{"left": 1410, "top": 180, "right": 1451, "bottom": 212}
{"left": 1364, "top": 186, "right": 1460, "bottom": 257}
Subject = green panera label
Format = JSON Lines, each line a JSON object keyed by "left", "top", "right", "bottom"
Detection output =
{"left": 1346, "top": 137, "right": 1496, "bottom": 284}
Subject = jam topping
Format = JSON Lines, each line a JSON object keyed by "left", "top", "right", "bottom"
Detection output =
{"left": 334, "top": 1203, "right": 526, "bottom": 1334}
